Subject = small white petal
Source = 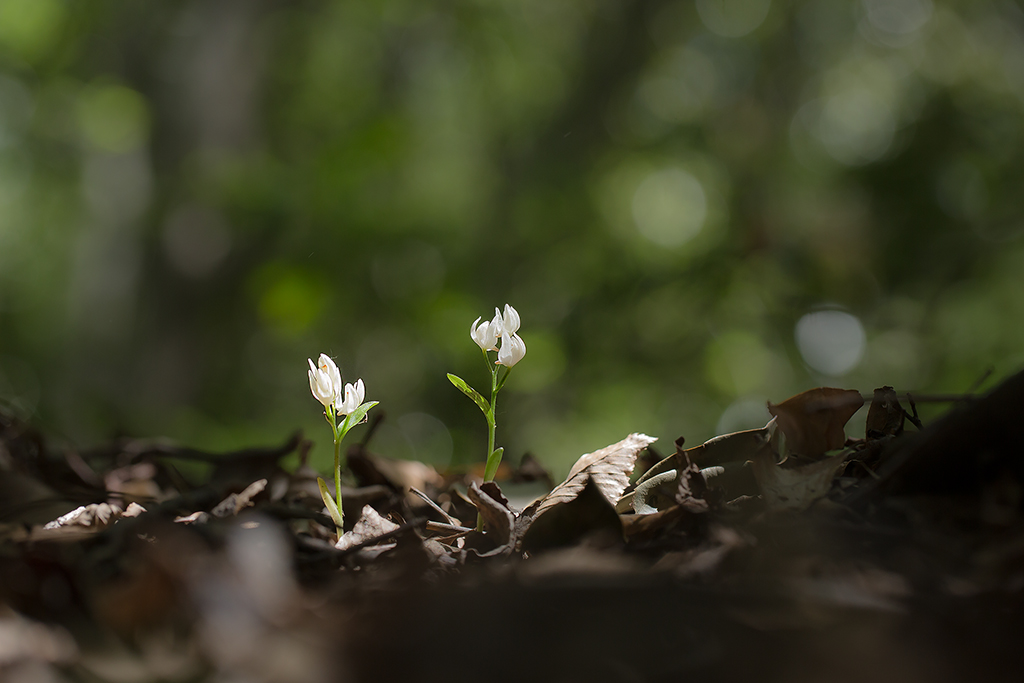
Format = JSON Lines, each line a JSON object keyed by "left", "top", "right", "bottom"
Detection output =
{"left": 308, "top": 357, "right": 335, "bottom": 408}
{"left": 491, "top": 308, "right": 504, "bottom": 337}
{"left": 497, "top": 333, "right": 526, "bottom": 367}
{"left": 502, "top": 304, "right": 520, "bottom": 335}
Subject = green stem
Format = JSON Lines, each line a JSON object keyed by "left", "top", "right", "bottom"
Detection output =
{"left": 487, "top": 359, "right": 498, "bottom": 480}
{"left": 334, "top": 434, "right": 343, "bottom": 529}
{"left": 326, "top": 408, "right": 344, "bottom": 532}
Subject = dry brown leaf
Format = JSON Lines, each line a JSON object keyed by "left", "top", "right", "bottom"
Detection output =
{"left": 865, "top": 386, "right": 905, "bottom": 438}
{"left": 635, "top": 426, "right": 770, "bottom": 486}
{"left": 467, "top": 482, "right": 514, "bottom": 549}
{"left": 520, "top": 477, "right": 622, "bottom": 554}
{"left": 768, "top": 388, "right": 863, "bottom": 457}
{"left": 335, "top": 505, "right": 400, "bottom": 551}
{"left": 523, "top": 433, "right": 656, "bottom": 524}
{"left": 751, "top": 449, "right": 848, "bottom": 511}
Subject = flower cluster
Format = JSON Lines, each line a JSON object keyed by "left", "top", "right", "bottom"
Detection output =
{"left": 307, "top": 354, "right": 365, "bottom": 417}
{"left": 306, "top": 353, "right": 377, "bottom": 533}
{"left": 449, "top": 303, "right": 527, "bottom": 495}
{"left": 470, "top": 304, "right": 526, "bottom": 367}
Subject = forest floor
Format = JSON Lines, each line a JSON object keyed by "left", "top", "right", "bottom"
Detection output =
{"left": 2, "top": 371, "right": 1024, "bottom": 683}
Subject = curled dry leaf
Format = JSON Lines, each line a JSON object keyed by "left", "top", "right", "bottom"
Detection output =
{"left": 467, "top": 481, "right": 514, "bottom": 550}
{"left": 675, "top": 458, "right": 710, "bottom": 514}
{"left": 635, "top": 426, "right": 770, "bottom": 486}
{"left": 622, "top": 429, "right": 769, "bottom": 513}
{"left": 336, "top": 505, "right": 400, "bottom": 551}
{"left": 768, "top": 388, "right": 863, "bottom": 457}
{"left": 523, "top": 433, "right": 656, "bottom": 525}
{"left": 751, "top": 449, "right": 848, "bottom": 511}
{"left": 865, "top": 386, "right": 905, "bottom": 438}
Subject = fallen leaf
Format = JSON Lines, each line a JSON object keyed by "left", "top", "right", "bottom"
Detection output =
{"left": 511, "top": 452, "right": 555, "bottom": 489}
{"left": 44, "top": 503, "right": 122, "bottom": 530}
{"left": 174, "top": 511, "right": 209, "bottom": 525}
{"left": 675, "top": 458, "right": 710, "bottom": 514}
{"left": 520, "top": 477, "right": 622, "bottom": 554}
{"left": 523, "top": 433, "right": 656, "bottom": 523}
{"left": 865, "top": 386, "right": 905, "bottom": 438}
{"left": 467, "top": 481, "right": 515, "bottom": 549}
{"left": 635, "top": 426, "right": 770, "bottom": 486}
{"left": 768, "top": 388, "right": 863, "bottom": 457}
{"left": 751, "top": 449, "right": 848, "bottom": 511}
{"left": 630, "top": 470, "right": 679, "bottom": 515}
{"left": 211, "top": 479, "right": 268, "bottom": 518}
{"left": 621, "top": 504, "right": 692, "bottom": 542}
{"left": 335, "top": 505, "right": 400, "bottom": 551}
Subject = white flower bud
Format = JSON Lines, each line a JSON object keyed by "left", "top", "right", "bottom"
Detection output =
{"left": 497, "top": 333, "right": 526, "bottom": 368}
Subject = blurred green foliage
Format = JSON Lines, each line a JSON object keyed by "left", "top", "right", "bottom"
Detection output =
{"left": 1, "top": 0, "right": 1023, "bottom": 477}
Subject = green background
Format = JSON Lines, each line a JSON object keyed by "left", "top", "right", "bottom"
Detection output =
{"left": 1, "top": 0, "right": 1022, "bottom": 477}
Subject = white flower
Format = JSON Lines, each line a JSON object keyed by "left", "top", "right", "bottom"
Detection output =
{"left": 308, "top": 354, "right": 342, "bottom": 408}
{"left": 497, "top": 333, "right": 526, "bottom": 367}
{"left": 470, "top": 315, "right": 500, "bottom": 351}
{"left": 337, "top": 378, "right": 365, "bottom": 416}
{"left": 501, "top": 304, "right": 520, "bottom": 336}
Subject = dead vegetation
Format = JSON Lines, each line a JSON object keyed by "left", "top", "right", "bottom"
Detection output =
{"left": 2, "top": 371, "right": 1024, "bottom": 682}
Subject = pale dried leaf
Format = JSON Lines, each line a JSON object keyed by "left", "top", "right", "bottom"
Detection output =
{"left": 211, "top": 479, "right": 267, "bottom": 518}
{"left": 174, "top": 511, "right": 209, "bottom": 525}
{"left": 124, "top": 502, "right": 147, "bottom": 517}
{"left": 525, "top": 433, "right": 656, "bottom": 522}
{"left": 751, "top": 449, "right": 848, "bottom": 511}
{"left": 335, "top": 505, "right": 400, "bottom": 551}
{"left": 43, "top": 503, "right": 123, "bottom": 530}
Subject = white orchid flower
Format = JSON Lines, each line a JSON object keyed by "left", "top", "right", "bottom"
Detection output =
{"left": 337, "top": 378, "right": 366, "bottom": 416}
{"left": 470, "top": 316, "right": 500, "bottom": 351}
{"left": 497, "top": 332, "right": 526, "bottom": 367}
{"left": 319, "top": 353, "right": 341, "bottom": 393}
{"left": 501, "top": 304, "right": 520, "bottom": 336}
{"left": 308, "top": 354, "right": 342, "bottom": 409}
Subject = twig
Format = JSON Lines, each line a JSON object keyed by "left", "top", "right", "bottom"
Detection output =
{"left": 857, "top": 393, "right": 977, "bottom": 403}
{"left": 425, "top": 521, "right": 473, "bottom": 535}
{"left": 408, "top": 486, "right": 461, "bottom": 527}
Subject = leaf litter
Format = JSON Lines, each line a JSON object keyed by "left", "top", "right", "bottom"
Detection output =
{"left": 3, "top": 373, "right": 1024, "bottom": 681}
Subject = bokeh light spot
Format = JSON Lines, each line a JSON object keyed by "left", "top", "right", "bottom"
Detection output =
{"left": 0, "top": 0, "right": 63, "bottom": 61}
{"left": 795, "top": 309, "right": 866, "bottom": 376}
{"left": 816, "top": 87, "right": 895, "bottom": 165}
{"left": 696, "top": 0, "right": 772, "bottom": 38}
{"left": 77, "top": 84, "right": 150, "bottom": 153}
{"left": 864, "top": 0, "right": 933, "bottom": 36}
{"left": 631, "top": 168, "right": 706, "bottom": 247}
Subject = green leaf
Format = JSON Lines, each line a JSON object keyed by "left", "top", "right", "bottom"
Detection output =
{"left": 317, "top": 477, "right": 344, "bottom": 529}
{"left": 447, "top": 373, "right": 490, "bottom": 415}
{"left": 338, "top": 401, "right": 379, "bottom": 440}
{"left": 483, "top": 446, "right": 504, "bottom": 482}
